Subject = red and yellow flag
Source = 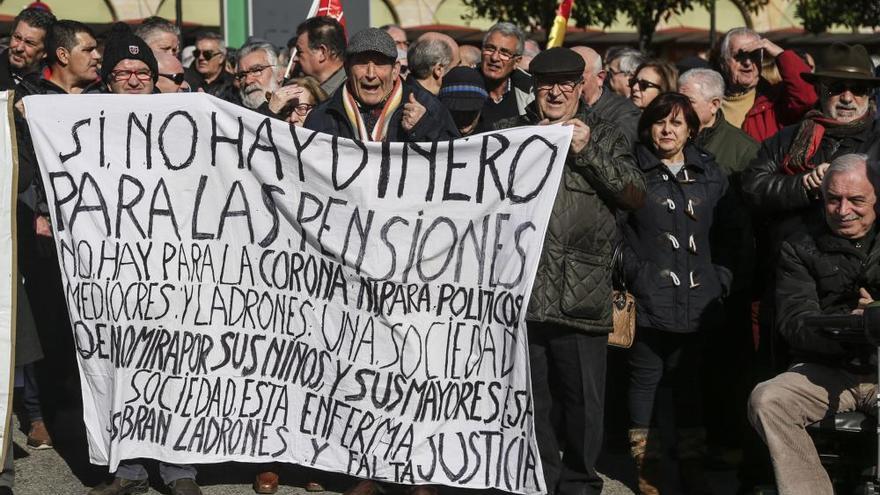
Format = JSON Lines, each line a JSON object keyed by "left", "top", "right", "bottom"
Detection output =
{"left": 546, "top": 0, "right": 574, "bottom": 48}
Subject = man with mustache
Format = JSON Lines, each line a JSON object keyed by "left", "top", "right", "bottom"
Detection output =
{"left": 304, "top": 27, "right": 453, "bottom": 142}
{"left": 0, "top": 7, "right": 55, "bottom": 90}
{"left": 234, "top": 41, "right": 281, "bottom": 111}
{"left": 749, "top": 153, "right": 880, "bottom": 495}
{"left": 719, "top": 27, "right": 816, "bottom": 142}
{"left": 743, "top": 43, "right": 880, "bottom": 236}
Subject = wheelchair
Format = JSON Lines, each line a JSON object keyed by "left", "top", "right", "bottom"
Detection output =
{"left": 802, "top": 309, "right": 880, "bottom": 495}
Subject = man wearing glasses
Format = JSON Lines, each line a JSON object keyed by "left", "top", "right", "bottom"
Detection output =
{"left": 155, "top": 52, "right": 189, "bottom": 93}
{"left": 234, "top": 41, "right": 282, "bottom": 111}
{"left": 494, "top": 47, "right": 645, "bottom": 495}
{"left": 719, "top": 27, "right": 817, "bottom": 142}
{"left": 191, "top": 31, "right": 235, "bottom": 101}
{"left": 87, "top": 23, "right": 202, "bottom": 495}
{"left": 474, "top": 22, "right": 534, "bottom": 133}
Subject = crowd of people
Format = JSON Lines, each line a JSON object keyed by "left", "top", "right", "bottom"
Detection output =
{"left": 0, "top": 3, "right": 879, "bottom": 495}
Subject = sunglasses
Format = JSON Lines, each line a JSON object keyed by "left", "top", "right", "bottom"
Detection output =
{"left": 734, "top": 48, "right": 763, "bottom": 65}
{"left": 160, "top": 72, "right": 185, "bottom": 85}
{"left": 629, "top": 78, "right": 663, "bottom": 92}
{"left": 823, "top": 80, "right": 872, "bottom": 97}
{"left": 193, "top": 49, "right": 221, "bottom": 60}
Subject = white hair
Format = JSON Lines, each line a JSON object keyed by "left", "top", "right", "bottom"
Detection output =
{"left": 821, "top": 153, "right": 872, "bottom": 194}
{"left": 719, "top": 27, "right": 759, "bottom": 62}
{"left": 679, "top": 68, "right": 725, "bottom": 101}
{"left": 483, "top": 22, "right": 525, "bottom": 55}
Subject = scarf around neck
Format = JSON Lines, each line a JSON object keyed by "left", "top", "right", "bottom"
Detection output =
{"left": 342, "top": 78, "right": 403, "bottom": 141}
{"left": 781, "top": 109, "right": 873, "bottom": 175}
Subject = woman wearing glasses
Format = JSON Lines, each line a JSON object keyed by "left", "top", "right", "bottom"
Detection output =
{"left": 629, "top": 60, "right": 678, "bottom": 110}
{"left": 622, "top": 92, "right": 730, "bottom": 495}
{"left": 265, "top": 76, "right": 328, "bottom": 126}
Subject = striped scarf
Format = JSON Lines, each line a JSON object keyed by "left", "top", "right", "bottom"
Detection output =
{"left": 342, "top": 78, "right": 403, "bottom": 141}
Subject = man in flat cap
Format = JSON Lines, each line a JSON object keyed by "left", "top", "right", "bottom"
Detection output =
{"left": 304, "top": 27, "right": 457, "bottom": 142}
{"left": 495, "top": 47, "right": 646, "bottom": 495}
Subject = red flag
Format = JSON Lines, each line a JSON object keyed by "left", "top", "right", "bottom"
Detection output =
{"left": 314, "top": 0, "right": 346, "bottom": 31}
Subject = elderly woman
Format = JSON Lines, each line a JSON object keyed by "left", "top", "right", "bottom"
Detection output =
{"left": 266, "top": 75, "right": 328, "bottom": 126}
{"left": 623, "top": 92, "right": 730, "bottom": 495}
{"left": 629, "top": 60, "right": 678, "bottom": 109}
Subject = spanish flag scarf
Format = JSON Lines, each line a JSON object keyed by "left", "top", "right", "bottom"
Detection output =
{"left": 342, "top": 78, "right": 403, "bottom": 141}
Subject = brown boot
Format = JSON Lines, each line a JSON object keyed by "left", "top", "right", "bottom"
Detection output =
{"left": 677, "top": 428, "right": 712, "bottom": 495}
{"left": 26, "top": 420, "right": 52, "bottom": 450}
{"left": 254, "top": 471, "right": 279, "bottom": 494}
{"left": 629, "top": 427, "right": 661, "bottom": 495}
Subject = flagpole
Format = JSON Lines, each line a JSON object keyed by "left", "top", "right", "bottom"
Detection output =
{"left": 284, "top": 0, "right": 321, "bottom": 80}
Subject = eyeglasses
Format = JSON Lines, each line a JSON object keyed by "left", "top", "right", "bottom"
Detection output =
{"left": 288, "top": 103, "right": 315, "bottom": 116}
{"left": 630, "top": 78, "right": 663, "bottom": 92}
{"left": 160, "top": 72, "right": 185, "bottom": 85}
{"left": 193, "top": 49, "right": 222, "bottom": 60}
{"left": 536, "top": 78, "right": 583, "bottom": 94}
{"left": 482, "top": 45, "right": 519, "bottom": 62}
{"left": 110, "top": 69, "right": 152, "bottom": 82}
{"left": 234, "top": 64, "right": 272, "bottom": 81}
{"left": 733, "top": 48, "right": 763, "bottom": 65}
{"left": 823, "top": 80, "right": 872, "bottom": 97}
{"left": 607, "top": 67, "right": 631, "bottom": 78}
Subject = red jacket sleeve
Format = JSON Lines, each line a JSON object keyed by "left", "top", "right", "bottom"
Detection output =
{"left": 773, "top": 49, "right": 818, "bottom": 125}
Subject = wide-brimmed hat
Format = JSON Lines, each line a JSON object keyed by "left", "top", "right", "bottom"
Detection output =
{"left": 801, "top": 42, "right": 880, "bottom": 84}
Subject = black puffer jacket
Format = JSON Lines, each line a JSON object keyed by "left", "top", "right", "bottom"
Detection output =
{"left": 590, "top": 88, "right": 640, "bottom": 148}
{"left": 776, "top": 225, "right": 880, "bottom": 373}
{"left": 495, "top": 102, "right": 646, "bottom": 334}
{"left": 304, "top": 79, "right": 459, "bottom": 142}
{"left": 624, "top": 144, "right": 731, "bottom": 333}
{"left": 741, "top": 116, "right": 880, "bottom": 293}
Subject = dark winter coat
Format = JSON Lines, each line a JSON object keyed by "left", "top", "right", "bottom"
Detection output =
{"left": 741, "top": 116, "right": 880, "bottom": 293}
{"left": 696, "top": 112, "right": 760, "bottom": 293}
{"left": 775, "top": 224, "right": 880, "bottom": 373}
{"left": 590, "top": 88, "right": 640, "bottom": 148}
{"left": 304, "top": 78, "right": 459, "bottom": 142}
{"left": 624, "top": 144, "right": 731, "bottom": 333}
{"left": 494, "top": 102, "right": 646, "bottom": 334}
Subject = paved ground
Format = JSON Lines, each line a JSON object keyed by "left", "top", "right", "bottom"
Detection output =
{"left": 9, "top": 404, "right": 738, "bottom": 495}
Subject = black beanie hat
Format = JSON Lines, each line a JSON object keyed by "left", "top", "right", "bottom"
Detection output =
{"left": 100, "top": 23, "right": 159, "bottom": 83}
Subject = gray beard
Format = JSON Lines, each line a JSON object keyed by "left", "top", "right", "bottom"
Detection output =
{"left": 241, "top": 79, "right": 279, "bottom": 110}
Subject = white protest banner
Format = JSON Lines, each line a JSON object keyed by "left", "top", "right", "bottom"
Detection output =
{"left": 0, "top": 91, "right": 17, "bottom": 468}
{"left": 24, "top": 93, "right": 571, "bottom": 494}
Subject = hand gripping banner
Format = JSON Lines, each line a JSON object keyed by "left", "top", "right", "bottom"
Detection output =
{"left": 24, "top": 93, "right": 572, "bottom": 494}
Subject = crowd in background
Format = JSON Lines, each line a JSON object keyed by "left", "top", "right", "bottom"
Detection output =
{"left": 1, "top": 2, "right": 879, "bottom": 495}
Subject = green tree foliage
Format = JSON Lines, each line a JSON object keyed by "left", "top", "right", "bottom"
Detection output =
{"left": 796, "top": 0, "right": 880, "bottom": 33}
{"left": 462, "top": 0, "right": 768, "bottom": 52}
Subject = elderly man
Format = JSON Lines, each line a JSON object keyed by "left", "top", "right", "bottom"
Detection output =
{"left": 518, "top": 38, "right": 540, "bottom": 71}
{"left": 0, "top": 7, "right": 55, "bottom": 90}
{"left": 292, "top": 16, "right": 346, "bottom": 95}
{"left": 459, "top": 44, "right": 481, "bottom": 68}
{"left": 572, "top": 45, "right": 639, "bottom": 146}
{"left": 156, "top": 52, "right": 189, "bottom": 93}
{"left": 407, "top": 32, "right": 459, "bottom": 95}
{"left": 604, "top": 47, "right": 644, "bottom": 98}
{"left": 304, "top": 27, "right": 456, "bottom": 142}
{"left": 85, "top": 23, "right": 201, "bottom": 495}
{"left": 134, "top": 16, "right": 179, "bottom": 57}
{"left": 719, "top": 27, "right": 817, "bottom": 141}
{"left": 381, "top": 24, "right": 409, "bottom": 76}
{"left": 749, "top": 153, "right": 880, "bottom": 495}
{"left": 191, "top": 31, "right": 235, "bottom": 100}
{"left": 495, "top": 47, "right": 646, "bottom": 495}
{"left": 743, "top": 43, "right": 880, "bottom": 227}
{"left": 475, "top": 22, "right": 534, "bottom": 132}
{"left": 233, "top": 41, "right": 282, "bottom": 111}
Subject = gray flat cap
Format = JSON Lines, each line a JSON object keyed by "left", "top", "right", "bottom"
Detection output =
{"left": 347, "top": 27, "right": 397, "bottom": 60}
